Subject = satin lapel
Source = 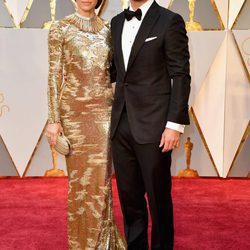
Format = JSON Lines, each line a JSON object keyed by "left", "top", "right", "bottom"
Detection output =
{"left": 115, "top": 14, "right": 126, "bottom": 76}
{"left": 127, "top": 2, "right": 160, "bottom": 72}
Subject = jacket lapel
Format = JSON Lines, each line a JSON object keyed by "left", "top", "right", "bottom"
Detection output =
{"left": 127, "top": 1, "right": 160, "bottom": 73}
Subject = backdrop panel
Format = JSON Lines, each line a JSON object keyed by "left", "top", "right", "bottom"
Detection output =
{"left": 0, "top": 29, "right": 48, "bottom": 176}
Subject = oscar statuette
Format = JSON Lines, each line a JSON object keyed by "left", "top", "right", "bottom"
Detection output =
{"left": 185, "top": 0, "right": 202, "bottom": 31}
{"left": 178, "top": 137, "right": 199, "bottom": 177}
{"left": 44, "top": 146, "right": 65, "bottom": 177}
{"left": 248, "top": 171, "right": 250, "bottom": 178}
{"left": 43, "top": 0, "right": 56, "bottom": 29}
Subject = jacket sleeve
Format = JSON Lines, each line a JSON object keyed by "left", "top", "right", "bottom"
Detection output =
{"left": 164, "top": 13, "right": 191, "bottom": 125}
{"left": 109, "top": 18, "right": 117, "bottom": 83}
{"left": 47, "top": 21, "right": 64, "bottom": 124}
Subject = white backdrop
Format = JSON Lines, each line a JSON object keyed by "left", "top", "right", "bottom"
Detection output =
{"left": 0, "top": 0, "right": 249, "bottom": 177}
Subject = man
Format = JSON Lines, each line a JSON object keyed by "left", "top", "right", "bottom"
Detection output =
{"left": 110, "top": 0, "right": 191, "bottom": 249}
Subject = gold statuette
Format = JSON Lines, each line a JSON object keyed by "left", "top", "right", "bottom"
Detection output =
{"left": 185, "top": 0, "right": 202, "bottom": 31}
{"left": 42, "top": 0, "right": 56, "bottom": 29}
{"left": 248, "top": 171, "right": 250, "bottom": 178}
{"left": 44, "top": 146, "right": 65, "bottom": 177}
{"left": 178, "top": 137, "right": 199, "bottom": 177}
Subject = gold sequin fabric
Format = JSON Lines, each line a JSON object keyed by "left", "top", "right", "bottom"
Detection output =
{"left": 47, "top": 13, "right": 126, "bottom": 250}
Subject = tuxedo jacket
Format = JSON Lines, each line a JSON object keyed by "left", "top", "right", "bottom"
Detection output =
{"left": 110, "top": 1, "right": 191, "bottom": 144}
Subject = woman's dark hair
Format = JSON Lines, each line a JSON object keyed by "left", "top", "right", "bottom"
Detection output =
{"left": 95, "top": 0, "right": 103, "bottom": 9}
{"left": 75, "top": 0, "right": 103, "bottom": 9}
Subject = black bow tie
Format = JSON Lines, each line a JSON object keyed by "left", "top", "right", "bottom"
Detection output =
{"left": 124, "top": 8, "right": 142, "bottom": 21}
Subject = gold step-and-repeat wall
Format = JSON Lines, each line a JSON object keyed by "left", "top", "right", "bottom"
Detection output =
{"left": 0, "top": 0, "right": 249, "bottom": 177}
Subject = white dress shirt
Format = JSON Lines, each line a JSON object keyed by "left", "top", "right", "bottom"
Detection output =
{"left": 121, "top": 0, "right": 185, "bottom": 133}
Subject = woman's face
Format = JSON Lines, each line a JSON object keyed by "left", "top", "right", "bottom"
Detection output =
{"left": 75, "top": 0, "right": 98, "bottom": 13}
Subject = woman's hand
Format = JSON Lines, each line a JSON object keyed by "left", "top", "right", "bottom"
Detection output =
{"left": 46, "top": 123, "right": 63, "bottom": 146}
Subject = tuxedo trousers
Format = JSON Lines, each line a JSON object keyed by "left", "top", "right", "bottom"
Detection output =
{"left": 111, "top": 109, "right": 174, "bottom": 250}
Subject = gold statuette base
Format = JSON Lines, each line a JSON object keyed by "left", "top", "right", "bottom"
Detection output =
{"left": 178, "top": 168, "right": 199, "bottom": 178}
{"left": 44, "top": 169, "right": 65, "bottom": 177}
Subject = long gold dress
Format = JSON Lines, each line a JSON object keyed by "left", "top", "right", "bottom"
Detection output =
{"left": 47, "top": 13, "right": 126, "bottom": 250}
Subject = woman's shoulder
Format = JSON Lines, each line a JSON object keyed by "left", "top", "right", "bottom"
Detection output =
{"left": 50, "top": 14, "right": 74, "bottom": 31}
{"left": 98, "top": 17, "right": 111, "bottom": 30}
{"left": 103, "top": 19, "right": 110, "bottom": 27}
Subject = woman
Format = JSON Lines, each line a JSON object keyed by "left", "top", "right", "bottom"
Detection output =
{"left": 46, "top": 0, "right": 126, "bottom": 249}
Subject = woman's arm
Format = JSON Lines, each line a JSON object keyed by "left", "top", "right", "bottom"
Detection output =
{"left": 47, "top": 21, "right": 64, "bottom": 124}
{"left": 46, "top": 21, "right": 64, "bottom": 145}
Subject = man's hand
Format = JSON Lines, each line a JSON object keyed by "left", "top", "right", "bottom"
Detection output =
{"left": 159, "top": 128, "right": 181, "bottom": 152}
{"left": 46, "top": 123, "right": 63, "bottom": 146}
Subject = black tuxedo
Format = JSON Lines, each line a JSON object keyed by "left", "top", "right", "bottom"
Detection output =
{"left": 111, "top": 1, "right": 190, "bottom": 144}
{"left": 111, "top": 1, "right": 191, "bottom": 249}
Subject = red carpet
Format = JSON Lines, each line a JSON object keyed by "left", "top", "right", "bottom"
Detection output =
{"left": 0, "top": 177, "right": 249, "bottom": 250}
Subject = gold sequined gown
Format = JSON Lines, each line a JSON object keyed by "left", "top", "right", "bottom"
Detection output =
{"left": 47, "top": 13, "right": 126, "bottom": 250}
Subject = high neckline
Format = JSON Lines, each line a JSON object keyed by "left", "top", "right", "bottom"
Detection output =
{"left": 67, "top": 13, "right": 105, "bottom": 33}
{"left": 75, "top": 12, "right": 94, "bottom": 21}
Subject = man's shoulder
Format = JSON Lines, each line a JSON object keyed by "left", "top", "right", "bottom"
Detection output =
{"left": 158, "top": 5, "right": 182, "bottom": 21}
{"left": 111, "top": 11, "right": 124, "bottom": 25}
{"left": 156, "top": 5, "right": 185, "bottom": 30}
